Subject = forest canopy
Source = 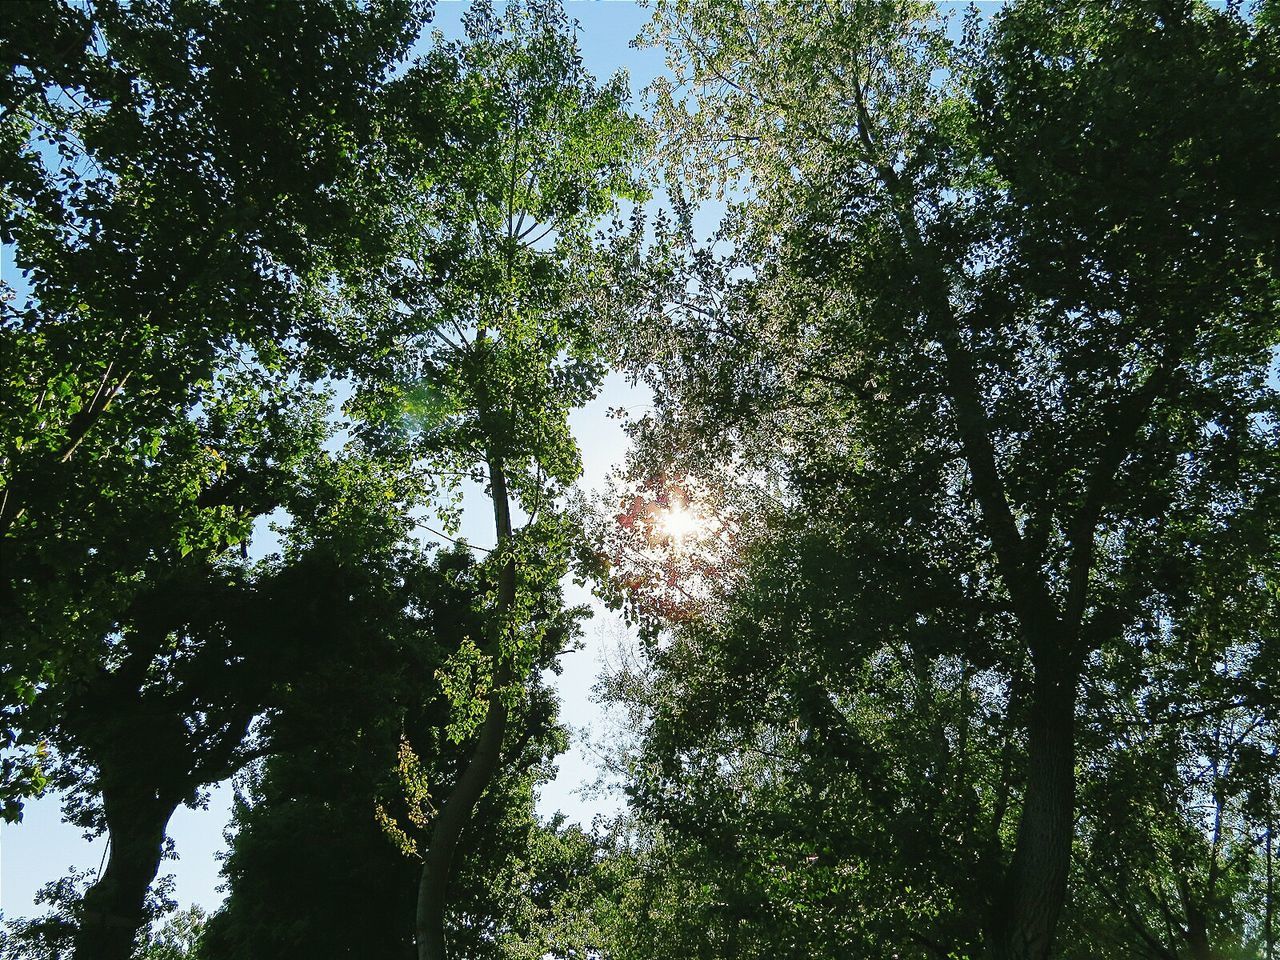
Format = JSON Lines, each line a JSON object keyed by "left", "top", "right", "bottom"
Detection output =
{"left": 1, "top": 2, "right": 1277, "bottom": 960}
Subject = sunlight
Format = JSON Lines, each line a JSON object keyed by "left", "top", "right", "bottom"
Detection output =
{"left": 608, "top": 477, "right": 743, "bottom": 626}
{"left": 657, "top": 502, "right": 708, "bottom": 543}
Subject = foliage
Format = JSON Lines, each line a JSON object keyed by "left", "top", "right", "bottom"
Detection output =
{"left": 3, "top": 2, "right": 1277, "bottom": 959}
{"left": 0, "top": 1, "right": 452, "bottom": 958}
{"left": 0, "top": 871, "right": 187, "bottom": 960}
{"left": 134, "top": 907, "right": 207, "bottom": 960}
{"left": 0, "top": 0, "right": 433, "bottom": 819}
{"left": 330, "top": 5, "right": 645, "bottom": 957}
{"left": 200, "top": 543, "right": 578, "bottom": 960}
{"left": 0, "top": 871, "right": 92, "bottom": 960}
{"left": 599, "top": 1, "right": 1280, "bottom": 958}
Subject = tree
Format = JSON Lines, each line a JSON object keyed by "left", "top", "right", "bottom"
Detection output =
{"left": 340, "top": 3, "right": 644, "bottom": 956}
{"left": 607, "top": 1, "right": 1279, "bottom": 958}
{"left": 1, "top": 3, "right": 446, "bottom": 957}
{"left": 594, "top": 513, "right": 1006, "bottom": 959}
{"left": 1062, "top": 515, "right": 1279, "bottom": 958}
{"left": 202, "top": 547, "right": 574, "bottom": 960}
{"left": 58, "top": 443, "right": 445, "bottom": 960}
{"left": 1, "top": 0, "right": 431, "bottom": 820}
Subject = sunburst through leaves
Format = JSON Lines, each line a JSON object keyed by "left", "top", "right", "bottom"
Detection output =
{"left": 602, "top": 476, "right": 740, "bottom": 624}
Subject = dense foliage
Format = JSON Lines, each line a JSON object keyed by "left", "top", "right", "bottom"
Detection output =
{"left": 596, "top": 1, "right": 1280, "bottom": 959}
{"left": 1, "top": 2, "right": 1276, "bottom": 960}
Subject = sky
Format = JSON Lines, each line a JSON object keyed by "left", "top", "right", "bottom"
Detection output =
{"left": 0, "top": 0, "right": 666, "bottom": 922}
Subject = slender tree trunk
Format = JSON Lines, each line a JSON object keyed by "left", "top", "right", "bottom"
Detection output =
{"left": 415, "top": 455, "right": 517, "bottom": 960}
{"left": 989, "top": 653, "right": 1078, "bottom": 960}
{"left": 413, "top": 682, "right": 510, "bottom": 960}
{"left": 73, "top": 790, "right": 177, "bottom": 960}
{"left": 1266, "top": 821, "right": 1274, "bottom": 960}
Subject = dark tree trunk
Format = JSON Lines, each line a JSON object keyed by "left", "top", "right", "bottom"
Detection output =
{"left": 1184, "top": 907, "right": 1219, "bottom": 960}
{"left": 989, "top": 655, "right": 1078, "bottom": 960}
{"left": 73, "top": 789, "right": 178, "bottom": 960}
{"left": 1266, "top": 824, "right": 1275, "bottom": 960}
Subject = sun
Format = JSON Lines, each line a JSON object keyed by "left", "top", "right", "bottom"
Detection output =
{"left": 656, "top": 502, "right": 708, "bottom": 543}
{"left": 609, "top": 478, "right": 740, "bottom": 620}
{"left": 614, "top": 480, "right": 721, "bottom": 554}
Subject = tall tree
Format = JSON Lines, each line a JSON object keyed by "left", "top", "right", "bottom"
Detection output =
{"left": 1, "top": 2, "right": 446, "bottom": 958}
{"left": 342, "top": 3, "right": 644, "bottom": 956}
{"left": 611, "top": 1, "right": 1280, "bottom": 958}
{"left": 56, "top": 438, "right": 439, "bottom": 960}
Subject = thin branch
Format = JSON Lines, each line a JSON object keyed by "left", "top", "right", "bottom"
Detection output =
{"left": 411, "top": 518, "right": 493, "bottom": 554}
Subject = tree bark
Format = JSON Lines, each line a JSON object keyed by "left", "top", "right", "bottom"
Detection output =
{"left": 1184, "top": 907, "right": 1218, "bottom": 960}
{"left": 988, "top": 651, "right": 1078, "bottom": 960}
{"left": 73, "top": 790, "right": 177, "bottom": 960}
{"left": 415, "top": 455, "right": 517, "bottom": 960}
{"left": 1266, "top": 822, "right": 1274, "bottom": 960}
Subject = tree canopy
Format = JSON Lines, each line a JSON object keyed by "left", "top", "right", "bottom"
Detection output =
{"left": 1, "top": 2, "right": 1276, "bottom": 960}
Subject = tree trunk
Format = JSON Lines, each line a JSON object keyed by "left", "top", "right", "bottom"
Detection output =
{"left": 1184, "top": 906, "right": 1218, "bottom": 960}
{"left": 1266, "top": 823, "right": 1274, "bottom": 960}
{"left": 73, "top": 790, "right": 177, "bottom": 960}
{"left": 988, "top": 655, "right": 1078, "bottom": 960}
{"left": 413, "top": 684, "right": 510, "bottom": 960}
{"left": 415, "top": 455, "right": 517, "bottom": 960}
